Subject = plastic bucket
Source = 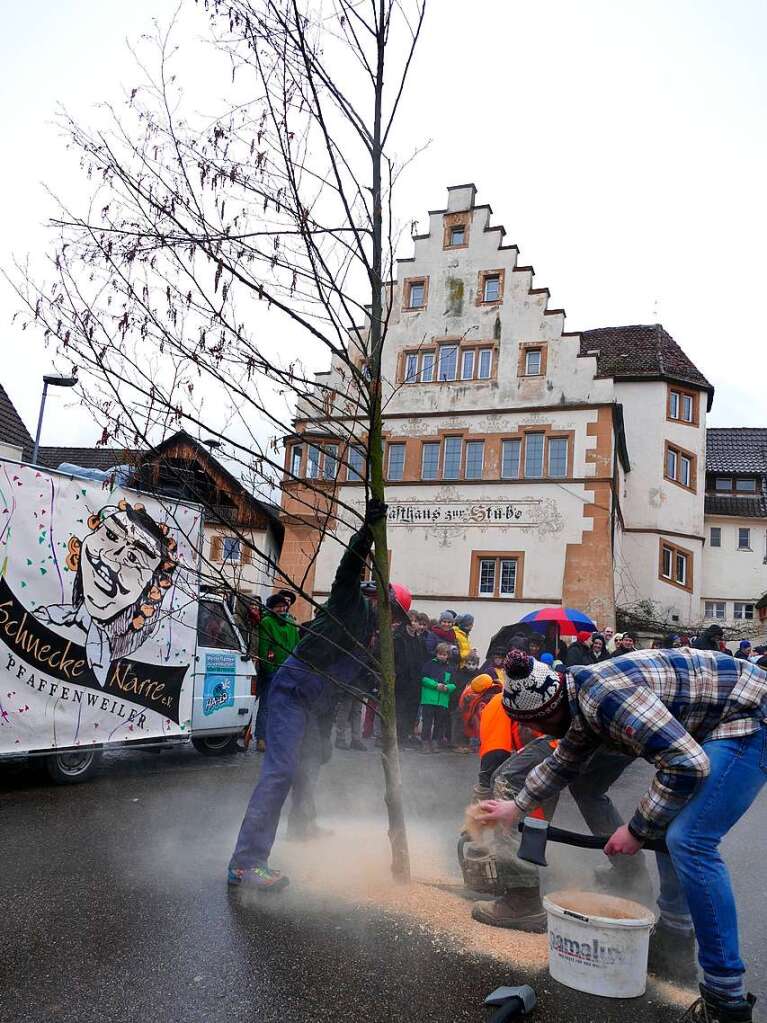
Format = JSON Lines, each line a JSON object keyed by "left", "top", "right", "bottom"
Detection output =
{"left": 543, "top": 890, "right": 655, "bottom": 999}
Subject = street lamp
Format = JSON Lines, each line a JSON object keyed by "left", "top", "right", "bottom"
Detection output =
{"left": 31, "top": 374, "right": 78, "bottom": 465}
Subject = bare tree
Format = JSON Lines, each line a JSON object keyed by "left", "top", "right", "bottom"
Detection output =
{"left": 10, "top": 0, "right": 427, "bottom": 881}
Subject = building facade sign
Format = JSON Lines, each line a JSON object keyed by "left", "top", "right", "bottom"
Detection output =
{"left": 385, "top": 499, "right": 540, "bottom": 526}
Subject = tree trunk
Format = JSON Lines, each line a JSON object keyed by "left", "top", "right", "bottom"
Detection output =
{"left": 367, "top": 0, "right": 411, "bottom": 884}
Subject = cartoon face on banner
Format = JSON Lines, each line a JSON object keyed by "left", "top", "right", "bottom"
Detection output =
{"left": 57, "top": 499, "right": 179, "bottom": 667}
{"left": 0, "top": 463, "right": 199, "bottom": 755}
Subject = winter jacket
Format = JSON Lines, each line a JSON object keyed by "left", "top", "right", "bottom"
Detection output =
{"left": 420, "top": 659, "right": 455, "bottom": 708}
{"left": 566, "top": 641, "right": 594, "bottom": 668}
{"left": 293, "top": 524, "right": 376, "bottom": 673}
{"left": 393, "top": 627, "right": 427, "bottom": 705}
{"left": 459, "top": 673, "right": 502, "bottom": 739}
{"left": 452, "top": 626, "right": 472, "bottom": 667}
{"left": 693, "top": 625, "right": 724, "bottom": 652}
{"left": 258, "top": 611, "right": 300, "bottom": 676}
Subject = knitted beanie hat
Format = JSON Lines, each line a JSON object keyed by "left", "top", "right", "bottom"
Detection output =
{"left": 439, "top": 610, "right": 456, "bottom": 622}
{"left": 502, "top": 649, "right": 566, "bottom": 721}
{"left": 740, "top": 640, "right": 752, "bottom": 650}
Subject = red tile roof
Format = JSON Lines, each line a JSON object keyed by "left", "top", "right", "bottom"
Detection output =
{"left": 580, "top": 324, "right": 714, "bottom": 407}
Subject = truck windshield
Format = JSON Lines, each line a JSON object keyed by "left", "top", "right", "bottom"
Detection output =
{"left": 197, "top": 601, "right": 241, "bottom": 650}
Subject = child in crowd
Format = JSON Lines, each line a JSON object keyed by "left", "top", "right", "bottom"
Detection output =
{"left": 419, "top": 642, "right": 455, "bottom": 753}
{"left": 450, "top": 650, "right": 480, "bottom": 750}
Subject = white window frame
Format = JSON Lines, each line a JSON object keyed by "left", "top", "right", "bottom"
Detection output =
{"left": 524, "top": 432, "right": 545, "bottom": 479}
{"left": 501, "top": 439, "right": 521, "bottom": 480}
{"left": 499, "top": 558, "right": 518, "bottom": 597}
{"left": 705, "top": 600, "right": 726, "bottom": 620}
{"left": 666, "top": 447, "right": 678, "bottom": 481}
{"left": 421, "top": 442, "right": 440, "bottom": 481}
{"left": 404, "top": 353, "right": 419, "bottom": 383}
{"left": 736, "top": 478, "right": 757, "bottom": 493}
{"left": 464, "top": 440, "right": 484, "bottom": 480}
{"left": 524, "top": 348, "right": 542, "bottom": 376}
{"left": 734, "top": 602, "right": 755, "bottom": 621}
{"left": 438, "top": 345, "right": 458, "bottom": 381}
{"left": 669, "top": 390, "right": 680, "bottom": 419}
{"left": 661, "top": 545, "right": 673, "bottom": 579}
{"left": 421, "top": 351, "right": 435, "bottom": 382}
{"left": 680, "top": 454, "right": 692, "bottom": 488}
{"left": 290, "top": 445, "right": 303, "bottom": 478}
{"left": 408, "top": 280, "right": 425, "bottom": 309}
{"left": 478, "top": 559, "right": 496, "bottom": 596}
{"left": 547, "top": 437, "right": 568, "bottom": 479}
{"left": 306, "top": 445, "right": 322, "bottom": 480}
{"left": 460, "top": 349, "right": 475, "bottom": 380}
{"left": 675, "top": 551, "right": 688, "bottom": 586}
{"left": 443, "top": 436, "right": 462, "bottom": 480}
{"left": 483, "top": 274, "right": 501, "bottom": 303}
{"left": 347, "top": 446, "right": 365, "bottom": 482}
{"left": 682, "top": 394, "right": 694, "bottom": 422}
{"left": 322, "top": 445, "right": 338, "bottom": 481}
{"left": 387, "top": 443, "right": 406, "bottom": 482}
{"left": 222, "top": 537, "right": 241, "bottom": 564}
{"left": 477, "top": 348, "right": 493, "bottom": 380}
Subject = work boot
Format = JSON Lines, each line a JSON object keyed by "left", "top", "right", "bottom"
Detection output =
{"left": 471, "top": 887, "right": 547, "bottom": 932}
{"left": 647, "top": 920, "right": 698, "bottom": 986}
{"left": 683, "top": 985, "right": 756, "bottom": 1023}
{"left": 349, "top": 739, "right": 367, "bottom": 752}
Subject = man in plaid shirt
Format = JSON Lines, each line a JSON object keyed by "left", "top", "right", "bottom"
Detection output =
{"left": 479, "top": 647, "right": 767, "bottom": 1023}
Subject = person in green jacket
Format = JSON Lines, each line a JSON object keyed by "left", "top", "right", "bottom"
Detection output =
{"left": 419, "top": 643, "right": 456, "bottom": 753}
{"left": 255, "top": 591, "right": 299, "bottom": 751}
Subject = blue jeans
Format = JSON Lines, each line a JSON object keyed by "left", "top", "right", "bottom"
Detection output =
{"left": 655, "top": 727, "right": 767, "bottom": 984}
{"left": 229, "top": 659, "right": 324, "bottom": 869}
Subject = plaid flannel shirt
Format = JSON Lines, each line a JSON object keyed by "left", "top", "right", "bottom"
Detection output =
{"left": 514, "top": 648, "right": 767, "bottom": 840}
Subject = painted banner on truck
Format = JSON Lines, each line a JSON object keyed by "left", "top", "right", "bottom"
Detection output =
{"left": 0, "top": 461, "right": 201, "bottom": 755}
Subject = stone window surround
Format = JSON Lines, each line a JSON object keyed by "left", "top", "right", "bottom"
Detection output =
{"left": 476, "top": 268, "right": 505, "bottom": 306}
{"left": 443, "top": 211, "right": 470, "bottom": 250}
{"left": 375, "top": 425, "right": 575, "bottom": 484}
{"left": 658, "top": 538, "right": 694, "bottom": 593}
{"left": 402, "top": 275, "right": 430, "bottom": 312}
{"left": 666, "top": 384, "right": 700, "bottom": 427}
{"left": 517, "top": 341, "right": 549, "bottom": 379}
{"left": 396, "top": 339, "right": 499, "bottom": 385}
{"left": 664, "top": 439, "right": 698, "bottom": 494}
{"left": 469, "top": 550, "right": 526, "bottom": 599}
{"left": 288, "top": 437, "right": 362, "bottom": 484}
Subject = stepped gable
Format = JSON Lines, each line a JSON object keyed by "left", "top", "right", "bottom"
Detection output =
{"left": 705, "top": 428, "right": 767, "bottom": 518}
{"left": 579, "top": 324, "right": 714, "bottom": 408}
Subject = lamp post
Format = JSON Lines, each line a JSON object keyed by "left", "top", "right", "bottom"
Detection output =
{"left": 31, "top": 374, "right": 77, "bottom": 465}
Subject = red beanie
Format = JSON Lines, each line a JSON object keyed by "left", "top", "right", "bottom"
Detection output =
{"left": 577, "top": 630, "right": 592, "bottom": 643}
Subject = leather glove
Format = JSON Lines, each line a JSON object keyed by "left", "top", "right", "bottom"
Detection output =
{"left": 365, "top": 499, "right": 388, "bottom": 524}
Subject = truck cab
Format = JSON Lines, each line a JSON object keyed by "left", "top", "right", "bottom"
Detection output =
{"left": 190, "top": 594, "right": 258, "bottom": 755}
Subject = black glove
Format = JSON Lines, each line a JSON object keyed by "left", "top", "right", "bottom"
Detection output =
{"left": 365, "top": 499, "right": 388, "bottom": 524}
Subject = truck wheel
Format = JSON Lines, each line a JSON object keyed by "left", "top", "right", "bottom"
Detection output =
{"left": 46, "top": 749, "right": 102, "bottom": 785}
{"left": 192, "top": 735, "right": 239, "bottom": 757}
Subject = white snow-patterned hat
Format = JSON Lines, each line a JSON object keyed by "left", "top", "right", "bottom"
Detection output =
{"left": 502, "top": 650, "right": 566, "bottom": 721}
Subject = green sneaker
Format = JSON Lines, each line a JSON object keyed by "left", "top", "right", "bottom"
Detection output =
{"left": 227, "top": 865, "right": 290, "bottom": 891}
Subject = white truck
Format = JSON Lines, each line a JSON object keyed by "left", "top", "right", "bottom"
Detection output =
{"left": 0, "top": 459, "right": 258, "bottom": 782}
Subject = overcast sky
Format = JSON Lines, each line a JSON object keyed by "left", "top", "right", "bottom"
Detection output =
{"left": 1, "top": 0, "right": 765, "bottom": 447}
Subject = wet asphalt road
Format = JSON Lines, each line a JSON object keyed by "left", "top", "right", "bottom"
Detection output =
{"left": 2, "top": 742, "right": 766, "bottom": 1023}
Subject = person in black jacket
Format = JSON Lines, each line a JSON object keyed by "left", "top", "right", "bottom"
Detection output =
{"left": 566, "top": 630, "right": 594, "bottom": 668}
{"left": 228, "top": 502, "right": 410, "bottom": 890}
{"left": 693, "top": 624, "right": 724, "bottom": 652}
{"left": 393, "top": 616, "right": 427, "bottom": 745}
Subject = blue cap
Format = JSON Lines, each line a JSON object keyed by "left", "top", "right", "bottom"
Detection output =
{"left": 740, "top": 640, "right": 752, "bottom": 649}
{"left": 540, "top": 652, "right": 554, "bottom": 665}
